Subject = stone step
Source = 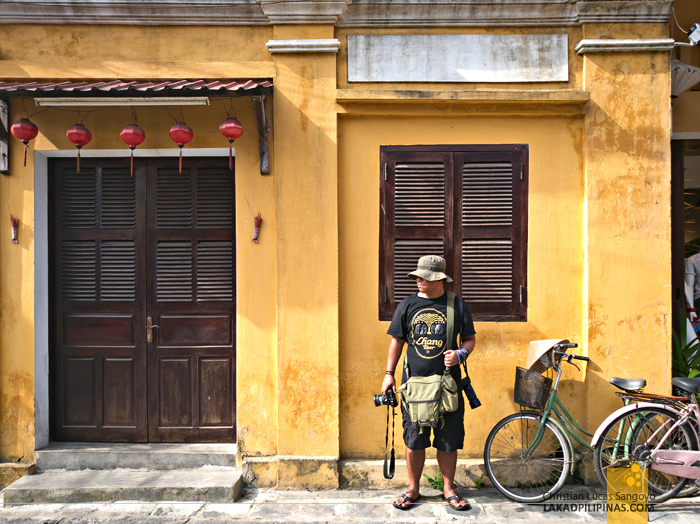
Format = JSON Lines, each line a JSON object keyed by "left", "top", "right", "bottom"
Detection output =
{"left": 2, "top": 469, "right": 242, "bottom": 505}
{"left": 36, "top": 442, "right": 237, "bottom": 471}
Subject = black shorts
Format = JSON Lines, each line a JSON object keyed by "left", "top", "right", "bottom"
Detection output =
{"left": 402, "top": 392, "right": 465, "bottom": 452}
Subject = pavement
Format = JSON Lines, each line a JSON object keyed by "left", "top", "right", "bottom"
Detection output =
{"left": 1, "top": 485, "right": 699, "bottom": 523}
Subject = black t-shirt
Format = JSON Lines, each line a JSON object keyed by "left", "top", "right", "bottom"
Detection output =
{"left": 387, "top": 292, "right": 476, "bottom": 380}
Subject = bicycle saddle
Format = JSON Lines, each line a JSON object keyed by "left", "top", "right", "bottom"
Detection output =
{"left": 609, "top": 377, "right": 646, "bottom": 392}
{"left": 671, "top": 377, "right": 700, "bottom": 394}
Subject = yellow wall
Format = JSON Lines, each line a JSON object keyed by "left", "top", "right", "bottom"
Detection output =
{"left": 338, "top": 113, "right": 586, "bottom": 458}
{"left": 582, "top": 49, "right": 673, "bottom": 431}
{"left": 0, "top": 18, "right": 675, "bottom": 489}
{"left": 269, "top": 24, "right": 340, "bottom": 487}
{"left": 0, "top": 24, "right": 274, "bottom": 79}
{"left": 0, "top": 24, "right": 277, "bottom": 464}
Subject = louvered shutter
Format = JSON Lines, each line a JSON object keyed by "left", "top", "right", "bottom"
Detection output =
{"left": 154, "top": 166, "right": 235, "bottom": 303}
{"left": 380, "top": 145, "right": 527, "bottom": 322}
{"left": 457, "top": 147, "right": 527, "bottom": 321}
{"left": 57, "top": 166, "right": 139, "bottom": 303}
{"left": 379, "top": 150, "right": 454, "bottom": 320}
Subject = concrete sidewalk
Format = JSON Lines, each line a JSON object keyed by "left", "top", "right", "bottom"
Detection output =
{"left": 1, "top": 485, "right": 698, "bottom": 523}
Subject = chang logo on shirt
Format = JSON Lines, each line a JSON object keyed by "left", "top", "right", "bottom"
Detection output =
{"left": 409, "top": 308, "right": 447, "bottom": 359}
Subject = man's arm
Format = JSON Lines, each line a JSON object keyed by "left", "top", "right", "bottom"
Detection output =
{"left": 686, "top": 273, "right": 697, "bottom": 321}
{"left": 445, "top": 335, "right": 476, "bottom": 368}
{"left": 381, "top": 337, "right": 405, "bottom": 395}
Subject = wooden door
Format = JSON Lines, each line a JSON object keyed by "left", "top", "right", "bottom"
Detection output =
{"left": 146, "top": 159, "right": 236, "bottom": 442}
{"left": 50, "top": 157, "right": 236, "bottom": 442}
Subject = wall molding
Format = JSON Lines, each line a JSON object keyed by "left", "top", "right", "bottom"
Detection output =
{"left": 266, "top": 39, "right": 342, "bottom": 54}
{"left": 0, "top": 0, "right": 269, "bottom": 25}
{"left": 575, "top": 38, "right": 675, "bottom": 55}
{"left": 258, "top": 0, "right": 351, "bottom": 24}
{"left": 0, "top": 0, "right": 673, "bottom": 26}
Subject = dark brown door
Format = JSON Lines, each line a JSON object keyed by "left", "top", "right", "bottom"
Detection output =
{"left": 146, "top": 159, "right": 236, "bottom": 442}
{"left": 50, "top": 157, "right": 235, "bottom": 442}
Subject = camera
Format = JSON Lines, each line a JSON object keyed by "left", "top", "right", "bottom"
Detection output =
{"left": 689, "top": 24, "right": 700, "bottom": 47}
{"left": 374, "top": 388, "right": 398, "bottom": 407}
{"left": 460, "top": 375, "right": 481, "bottom": 410}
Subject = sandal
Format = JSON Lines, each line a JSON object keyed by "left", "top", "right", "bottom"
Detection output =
{"left": 442, "top": 494, "right": 471, "bottom": 511}
{"left": 392, "top": 493, "right": 421, "bottom": 510}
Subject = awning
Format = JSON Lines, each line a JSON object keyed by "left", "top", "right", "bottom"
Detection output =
{"left": 0, "top": 79, "right": 272, "bottom": 174}
{"left": 0, "top": 79, "right": 272, "bottom": 99}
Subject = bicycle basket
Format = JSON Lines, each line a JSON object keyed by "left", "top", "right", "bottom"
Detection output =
{"left": 514, "top": 367, "right": 552, "bottom": 410}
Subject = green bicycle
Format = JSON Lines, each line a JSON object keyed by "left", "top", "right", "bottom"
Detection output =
{"left": 482, "top": 342, "right": 654, "bottom": 503}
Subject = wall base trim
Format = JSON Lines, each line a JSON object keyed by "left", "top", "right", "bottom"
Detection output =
{"left": 0, "top": 463, "right": 36, "bottom": 490}
{"left": 242, "top": 456, "right": 339, "bottom": 489}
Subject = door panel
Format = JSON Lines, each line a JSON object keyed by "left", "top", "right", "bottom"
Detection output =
{"left": 146, "top": 159, "right": 236, "bottom": 442}
{"left": 50, "top": 159, "right": 148, "bottom": 441}
{"left": 50, "top": 157, "right": 235, "bottom": 442}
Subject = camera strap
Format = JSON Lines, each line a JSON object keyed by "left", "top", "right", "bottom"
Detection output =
{"left": 446, "top": 291, "right": 455, "bottom": 353}
{"left": 383, "top": 403, "right": 395, "bottom": 479}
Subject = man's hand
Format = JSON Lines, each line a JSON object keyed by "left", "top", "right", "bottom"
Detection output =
{"left": 444, "top": 350, "right": 459, "bottom": 368}
{"left": 382, "top": 375, "right": 396, "bottom": 395}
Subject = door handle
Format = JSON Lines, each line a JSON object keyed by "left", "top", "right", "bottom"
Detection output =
{"left": 147, "top": 317, "right": 160, "bottom": 343}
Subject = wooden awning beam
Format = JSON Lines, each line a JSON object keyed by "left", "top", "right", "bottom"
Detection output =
{"left": 251, "top": 95, "right": 270, "bottom": 175}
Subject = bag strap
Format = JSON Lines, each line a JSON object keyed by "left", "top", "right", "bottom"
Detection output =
{"left": 446, "top": 291, "right": 455, "bottom": 352}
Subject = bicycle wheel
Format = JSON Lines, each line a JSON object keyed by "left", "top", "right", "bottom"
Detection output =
{"left": 679, "top": 414, "right": 700, "bottom": 497}
{"left": 484, "top": 412, "right": 572, "bottom": 503}
{"left": 632, "top": 409, "right": 698, "bottom": 502}
{"left": 593, "top": 407, "right": 693, "bottom": 504}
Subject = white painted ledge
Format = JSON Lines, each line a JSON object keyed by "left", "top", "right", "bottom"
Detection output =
{"left": 266, "top": 39, "right": 341, "bottom": 54}
{"left": 575, "top": 39, "right": 675, "bottom": 55}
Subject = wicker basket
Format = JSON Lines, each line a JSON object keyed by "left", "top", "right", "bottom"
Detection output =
{"left": 514, "top": 366, "right": 552, "bottom": 410}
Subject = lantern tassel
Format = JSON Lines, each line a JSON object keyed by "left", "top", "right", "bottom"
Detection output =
{"left": 179, "top": 147, "right": 183, "bottom": 174}
{"left": 130, "top": 150, "right": 134, "bottom": 176}
{"left": 23, "top": 145, "right": 27, "bottom": 167}
{"left": 229, "top": 144, "right": 233, "bottom": 171}
{"left": 77, "top": 149, "right": 81, "bottom": 173}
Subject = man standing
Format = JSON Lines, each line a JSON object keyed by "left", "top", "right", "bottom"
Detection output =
{"left": 381, "top": 255, "right": 476, "bottom": 511}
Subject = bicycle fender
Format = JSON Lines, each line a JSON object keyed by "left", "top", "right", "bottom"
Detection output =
{"left": 590, "top": 402, "right": 684, "bottom": 448}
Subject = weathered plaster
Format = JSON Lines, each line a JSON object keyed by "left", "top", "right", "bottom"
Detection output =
{"left": 338, "top": 113, "right": 586, "bottom": 459}
{"left": 347, "top": 34, "right": 569, "bottom": 83}
{"left": 270, "top": 24, "right": 340, "bottom": 485}
{"left": 582, "top": 49, "right": 672, "bottom": 434}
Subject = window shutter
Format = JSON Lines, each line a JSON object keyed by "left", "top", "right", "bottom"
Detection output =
{"left": 379, "top": 150, "right": 454, "bottom": 320}
{"left": 380, "top": 145, "right": 527, "bottom": 322}
{"left": 456, "top": 147, "right": 527, "bottom": 321}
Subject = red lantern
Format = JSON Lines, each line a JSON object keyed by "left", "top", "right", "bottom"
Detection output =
{"left": 66, "top": 124, "right": 92, "bottom": 173}
{"left": 168, "top": 122, "right": 193, "bottom": 174}
{"left": 10, "top": 118, "right": 39, "bottom": 167}
{"left": 120, "top": 124, "right": 146, "bottom": 176}
{"left": 219, "top": 117, "right": 243, "bottom": 171}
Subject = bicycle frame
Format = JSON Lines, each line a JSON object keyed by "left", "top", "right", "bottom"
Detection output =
{"left": 525, "top": 359, "right": 595, "bottom": 464}
{"left": 642, "top": 396, "right": 700, "bottom": 480}
{"left": 592, "top": 393, "right": 700, "bottom": 479}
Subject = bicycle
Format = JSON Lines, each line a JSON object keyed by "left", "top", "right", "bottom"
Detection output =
{"left": 484, "top": 342, "right": 592, "bottom": 502}
{"left": 482, "top": 341, "right": 652, "bottom": 503}
{"left": 591, "top": 377, "right": 700, "bottom": 503}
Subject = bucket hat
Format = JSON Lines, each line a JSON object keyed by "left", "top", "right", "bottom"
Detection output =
{"left": 407, "top": 255, "right": 453, "bottom": 282}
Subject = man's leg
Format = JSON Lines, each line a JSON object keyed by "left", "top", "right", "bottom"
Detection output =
{"left": 437, "top": 449, "right": 468, "bottom": 509}
{"left": 395, "top": 447, "right": 425, "bottom": 508}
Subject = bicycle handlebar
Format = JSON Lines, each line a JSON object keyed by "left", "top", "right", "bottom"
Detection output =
{"left": 553, "top": 347, "right": 589, "bottom": 363}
